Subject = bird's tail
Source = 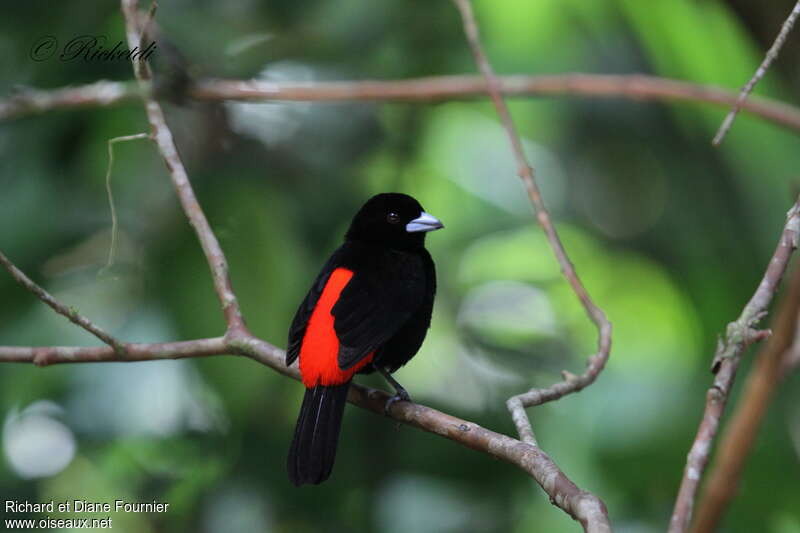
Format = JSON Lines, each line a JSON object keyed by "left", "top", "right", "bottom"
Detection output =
{"left": 287, "top": 382, "right": 350, "bottom": 486}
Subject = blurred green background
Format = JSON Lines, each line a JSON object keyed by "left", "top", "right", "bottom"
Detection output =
{"left": 2, "top": 1, "right": 800, "bottom": 532}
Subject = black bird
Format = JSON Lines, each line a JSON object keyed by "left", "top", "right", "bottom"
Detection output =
{"left": 285, "top": 193, "right": 443, "bottom": 486}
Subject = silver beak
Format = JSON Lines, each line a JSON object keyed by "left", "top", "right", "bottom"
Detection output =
{"left": 406, "top": 211, "right": 444, "bottom": 233}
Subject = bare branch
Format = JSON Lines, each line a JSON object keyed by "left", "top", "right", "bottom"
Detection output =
{"left": 142, "top": 0, "right": 158, "bottom": 36}
{"left": 669, "top": 198, "right": 800, "bottom": 533}
{"left": 0, "top": 328, "right": 599, "bottom": 531}
{"left": 5, "top": 75, "right": 800, "bottom": 134}
{"left": 0, "top": 81, "right": 141, "bottom": 121}
{"left": 120, "top": 0, "right": 246, "bottom": 334}
{"left": 346, "top": 384, "right": 609, "bottom": 533}
{"left": 507, "top": 350, "right": 611, "bottom": 444}
{"left": 692, "top": 266, "right": 800, "bottom": 533}
{"left": 712, "top": 1, "right": 800, "bottom": 146}
{"left": 451, "top": 0, "right": 611, "bottom": 531}
{"left": 0, "top": 250, "right": 126, "bottom": 354}
{"left": 0, "top": 338, "right": 227, "bottom": 366}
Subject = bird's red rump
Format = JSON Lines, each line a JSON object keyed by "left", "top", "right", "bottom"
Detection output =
{"left": 299, "top": 268, "right": 374, "bottom": 387}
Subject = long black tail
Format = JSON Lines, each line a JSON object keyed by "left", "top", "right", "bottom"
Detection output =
{"left": 287, "top": 383, "right": 350, "bottom": 486}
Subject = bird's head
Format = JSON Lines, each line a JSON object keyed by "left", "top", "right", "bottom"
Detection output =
{"left": 345, "top": 193, "right": 444, "bottom": 249}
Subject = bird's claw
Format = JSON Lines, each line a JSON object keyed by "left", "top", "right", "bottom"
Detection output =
{"left": 384, "top": 389, "right": 411, "bottom": 415}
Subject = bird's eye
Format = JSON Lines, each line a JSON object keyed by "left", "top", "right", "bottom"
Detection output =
{"left": 387, "top": 212, "right": 400, "bottom": 224}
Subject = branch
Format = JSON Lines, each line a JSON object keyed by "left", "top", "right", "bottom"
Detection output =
{"left": 0, "top": 330, "right": 606, "bottom": 529}
{"left": 0, "top": 81, "right": 141, "bottom": 121}
{"left": 668, "top": 198, "right": 800, "bottom": 533}
{"left": 0, "top": 338, "right": 227, "bottom": 366}
{"left": 451, "top": 0, "right": 611, "bottom": 531}
{"left": 0, "top": 250, "right": 126, "bottom": 354}
{"left": 121, "top": 0, "right": 246, "bottom": 335}
{"left": 4, "top": 74, "right": 800, "bottom": 133}
{"left": 692, "top": 265, "right": 800, "bottom": 533}
{"left": 712, "top": 1, "right": 800, "bottom": 146}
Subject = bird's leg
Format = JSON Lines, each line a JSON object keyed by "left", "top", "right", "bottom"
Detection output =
{"left": 377, "top": 367, "right": 412, "bottom": 414}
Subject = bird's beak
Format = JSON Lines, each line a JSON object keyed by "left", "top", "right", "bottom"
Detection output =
{"left": 406, "top": 212, "right": 444, "bottom": 233}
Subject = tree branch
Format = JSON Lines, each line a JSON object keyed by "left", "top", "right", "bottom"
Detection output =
{"left": 0, "top": 338, "right": 227, "bottom": 366}
{"left": 712, "top": 1, "right": 800, "bottom": 146}
{"left": 691, "top": 265, "right": 800, "bottom": 533}
{"left": 121, "top": 0, "right": 246, "bottom": 335}
{"left": 668, "top": 198, "right": 800, "bottom": 533}
{"left": 0, "top": 329, "right": 604, "bottom": 530}
{"left": 451, "top": 0, "right": 611, "bottom": 531}
{"left": 4, "top": 74, "right": 800, "bottom": 134}
{"left": 0, "top": 250, "right": 126, "bottom": 354}
{"left": 0, "top": 81, "right": 141, "bottom": 121}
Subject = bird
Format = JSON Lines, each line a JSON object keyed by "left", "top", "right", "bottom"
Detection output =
{"left": 285, "top": 192, "right": 443, "bottom": 486}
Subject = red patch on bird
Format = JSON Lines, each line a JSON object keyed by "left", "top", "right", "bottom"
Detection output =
{"left": 299, "top": 268, "right": 374, "bottom": 387}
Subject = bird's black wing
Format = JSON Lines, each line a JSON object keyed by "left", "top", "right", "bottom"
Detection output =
{"left": 285, "top": 247, "right": 345, "bottom": 366}
{"left": 333, "top": 250, "right": 427, "bottom": 370}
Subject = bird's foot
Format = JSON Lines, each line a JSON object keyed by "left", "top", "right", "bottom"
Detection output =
{"left": 384, "top": 387, "right": 411, "bottom": 415}
{"left": 377, "top": 366, "right": 413, "bottom": 415}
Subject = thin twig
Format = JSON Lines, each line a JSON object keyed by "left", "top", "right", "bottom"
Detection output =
{"left": 451, "top": 0, "right": 611, "bottom": 531}
{"left": 712, "top": 1, "right": 800, "bottom": 146}
{"left": 5, "top": 75, "right": 800, "bottom": 134}
{"left": 0, "top": 250, "right": 126, "bottom": 354}
{"left": 101, "top": 133, "right": 151, "bottom": 273}
{"left": 121, "top": 0, "right": 247, "bottom": 335}
{"left": 692, "top": 266, "right": 800, "bottom": 533}
{"left": 143, "top": 0, "right": 158, "bottom": 36}
{"left": 668, "top": 198, "right": 800, "bottom": 533}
